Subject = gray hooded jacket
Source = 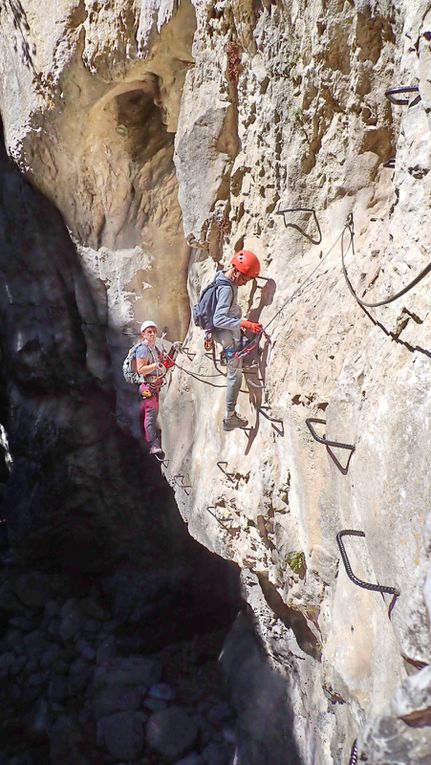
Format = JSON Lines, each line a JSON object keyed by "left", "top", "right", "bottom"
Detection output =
{"left": 212, "top": 271, "right": 242, "bottom": 340}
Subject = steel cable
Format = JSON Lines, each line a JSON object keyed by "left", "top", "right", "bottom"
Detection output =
{"left": 341, "top": 214, "right": 431, "bottom": 308}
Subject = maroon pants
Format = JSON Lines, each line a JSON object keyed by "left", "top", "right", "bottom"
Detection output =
{"left": 139, "top": 395, "right": 161, "bottom": 449}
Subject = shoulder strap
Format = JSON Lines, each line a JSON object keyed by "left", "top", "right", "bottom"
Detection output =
{"left": 148, "top": 345, "right": 162, "bottom": 362}
{"left": 130, "top": 340, "right": 145, "bottom": 354}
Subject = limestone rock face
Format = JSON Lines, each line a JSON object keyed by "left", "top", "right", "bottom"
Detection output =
{"left": 1, "top": 1, "right": 431, "bottom": 764}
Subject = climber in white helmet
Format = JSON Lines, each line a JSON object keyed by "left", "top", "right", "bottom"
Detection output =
{"left": 135, "top": 320, "right": 171, "bottom": 457}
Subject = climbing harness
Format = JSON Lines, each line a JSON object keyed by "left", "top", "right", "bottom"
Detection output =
{"left": 182, "top": 216, "right": 350, "bottom": 386}
{"left": 139, "top": 339, "right": 183, "bottom": 397}
{"left": 385, "top": 85, "right": 420, "bottom": 105}
{"left": 140, "top": 378, "right": 165, "bottom": 398}
{"left": 336, "top": 530, "right": 400, "bottom": 597}
{"left": 341, "top": 213, "right": 431, "bottom": 308}
{"left": 174, "top": 223, "right": 348, "bottom": 396}
{"left": 348, "top": 739, "right": 358, "bottom": 765}
{"left": 234, "top": 329, "right": 272, "bottom": 361}
{"left": 204, "top": 331, "right": 214, "bottom": 351}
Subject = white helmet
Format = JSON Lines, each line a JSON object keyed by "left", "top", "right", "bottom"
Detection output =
{"left": 140, "top": 320, "right": 158, "bottom": 333}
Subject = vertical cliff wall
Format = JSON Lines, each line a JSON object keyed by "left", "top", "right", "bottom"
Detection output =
{"left": 1, "top": 1, "right": 431, "bottom": 764}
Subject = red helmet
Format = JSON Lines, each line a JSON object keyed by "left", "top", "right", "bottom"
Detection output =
{"left": 231, "top": 250, "right": 261, "bottom": 278}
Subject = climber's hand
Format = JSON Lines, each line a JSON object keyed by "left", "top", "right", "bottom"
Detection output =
{"left": 240, "top": 319, "right": 263, "bottom": 334}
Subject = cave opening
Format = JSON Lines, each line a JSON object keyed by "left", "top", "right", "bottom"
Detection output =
{"left": 113, "top": 84, "right": 173, "bottom": 164}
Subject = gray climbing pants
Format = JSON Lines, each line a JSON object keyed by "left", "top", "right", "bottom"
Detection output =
{"left": 213, "top": 329, "right": 243, "bottom": 413}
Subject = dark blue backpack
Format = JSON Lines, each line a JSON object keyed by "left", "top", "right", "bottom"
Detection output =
{"left": 192, "top": 279, "right": 234, "bottom": 331}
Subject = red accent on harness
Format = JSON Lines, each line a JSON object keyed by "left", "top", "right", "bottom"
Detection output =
{"left": 234, "top": 330, "right": 271, "bottom": 360}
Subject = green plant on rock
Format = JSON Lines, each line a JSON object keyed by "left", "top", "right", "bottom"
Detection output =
{"left": 287, "top": 550, "right": 306, "bottom": 576}
{"left": 291, "top": 107, "right": 302, "bottom": 123}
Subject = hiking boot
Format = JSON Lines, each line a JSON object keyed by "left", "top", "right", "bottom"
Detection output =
{"left": 223, "top": 411, "right": 248, "bottom": 431}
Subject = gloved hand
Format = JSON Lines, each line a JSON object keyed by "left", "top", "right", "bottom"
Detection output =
{"left": 240, "top": 319, "right": 263, "bottom": 334}
{"left": 161, "top": 355, "right": 175, "bottom": 369}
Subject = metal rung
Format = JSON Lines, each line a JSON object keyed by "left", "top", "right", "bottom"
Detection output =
{"left": 383, "top": 157, "right": 395, "bottom": 168}
{"left": 172, "top": 474, "right": 192, "bottom": 495}
{"left": 305, "top": 418, "right": 355, "bottom": 451}
{"left": 217, "top": 461, "right": 236, "bottom": 483}
{"left": 180, "top": 345, "right": 196, "bottom": 360}
{"left": 154, "top": 454, "right": 169, "bottom": 467}
{"left": 259, "top": 406, "right": 284, "bottom": 436}
{"left": 349, "top": 739, "right": 358, "bottom": 765}
{"left": 306, "top": 417, "right": 355, "bottom": 474}
{"left": 336, "top": 530, "right": 400, "bottom": 596}
{"left": 206, "top": 506, "right": 237, "bottom": 537}
{"left": 275, "top": 206, "right": 322, "bottom": 245}
{"left": 385, "top": 85, "right": 419, "bottom": 105}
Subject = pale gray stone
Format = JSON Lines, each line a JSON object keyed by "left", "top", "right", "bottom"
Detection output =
{"left": 69, "top": 658, "right": 93, "bottom": 694}
{"left": 48, "top": 675, "right": 70, "bottom": 703}
{"left": 94, "top": 656, "right": 161, "bottom": 689}
{"left": 98, "top": 711, "right": 144, "bottom": 760}
{"left": 77, "top": 641, "right": 96, "bottom": 662}
{"left": 93, "top": 686, "right": 141, "bottom": 719}
{"left": 144, "top": 697, "right": 168, "bottom": 712}
{"left": 206, "top": 703, "right": 234, "bottom": 727}
{"left": 202, "top": 741, "right": 233, "bottom": 765}
{"left": 0, "top": 582, "right": 26, "bottom": 614}
{"left": 26, "top": 698, "right": 49, "bottom": 742}
{"left": 0, "top": 652, "right": 16, "bottom": 678}
{"left": 40, "top": 644, "right": 62, "bottom": 669}
{"left": 96, "top": 636, "right": 116, "bottom": 665}
{"left": 11, "top": 571, "right": 52, "bottom": 609}
{"left": 146, "top": 706, "right": 198, "bottom": 761}
{"left": 9, "top": 615, "right": 37, "bottom": 631}
{"left": 44, "top": 599, "right": 62, "bottom": 619}
{"left": 173, "top": 754, "right": 206, "bottom": 765}
{"left": 23, "top": 629, "right": 48, "bottom": 655}
{"left": 148, "top": 682, "right": 176, "bottom": 701}
{"left": 59, "top": 600, "right": 85, "bottom": 641}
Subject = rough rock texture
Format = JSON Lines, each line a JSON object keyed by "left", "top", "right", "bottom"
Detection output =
{"left": 0, "top": 564, "right": 238, "bottom": 764}
{"left": 1, "top": 1, "right": 431, "bottom": 764}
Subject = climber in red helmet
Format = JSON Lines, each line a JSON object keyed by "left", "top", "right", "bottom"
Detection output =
{"left": 212, "top": 250, "right": 262, "bottom": 431}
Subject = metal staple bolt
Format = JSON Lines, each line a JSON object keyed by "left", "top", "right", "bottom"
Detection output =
{"left": 336, "top": 530, "right": 400, "bottom": 596}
